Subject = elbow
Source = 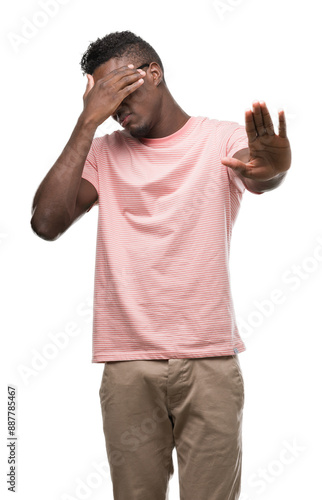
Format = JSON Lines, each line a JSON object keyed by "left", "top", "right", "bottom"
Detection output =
{"left": 30, "top": 213, "right": 65, "bottom": 241}
{"left": 30, "top": 218, "right": 59, "bottom": 241}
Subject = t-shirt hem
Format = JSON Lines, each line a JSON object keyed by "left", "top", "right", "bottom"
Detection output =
{"left": 92, "top": 344, "right": 246, "bottom": 362}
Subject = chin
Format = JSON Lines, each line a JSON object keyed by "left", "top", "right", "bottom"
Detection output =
{"left": 128, "top": 122, "right": 151, "bottom": 139}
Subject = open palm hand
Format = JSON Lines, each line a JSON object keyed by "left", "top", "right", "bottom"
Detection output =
{"left": 222, "top": 101, "right": 292, "bottom": 181}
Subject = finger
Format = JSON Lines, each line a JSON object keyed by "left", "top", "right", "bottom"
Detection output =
{"left": 100, "top": 65, "right": 145, "bottom": 87}
{"left": 252, "top": 101, "right": 266, "bottom": 136}
{"left": 117, "top": 70, "right": 146, "bottom": 92}
{"left": 221, "top": 157, "right": 272, "bottom": 180}
{"left": 221, "top": 156, "right": 247, "bottom": 175}
{"left": 260, "top": 101, "right": 275, "bottom": 136}
{"left": 245, "top": 109, "right": 257, "bottom": 143}
{"left": 83, "top": 74, "right": 94, "bottom": 99}
{"left": 278, "top": 109, "right": 287, "bottom": 138}
{"left": 102, "top": 69, "right": 146, "bottom": 101}
{"left": 87, "top": 73, "right": 94, "bottom": 87}
{"left": 118, "top": 76, "right": 145, "bottom": 101}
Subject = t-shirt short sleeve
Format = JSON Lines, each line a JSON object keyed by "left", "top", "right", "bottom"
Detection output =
{"left": 225, "top": 123, "right": 249, "bottom": 193}
{"left": 82, "top": 138, "right": 99, "bottom": 194}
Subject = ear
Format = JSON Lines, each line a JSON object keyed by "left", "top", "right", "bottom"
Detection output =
{"left": 149, "top": 62, "right": 163, "bottom": 87}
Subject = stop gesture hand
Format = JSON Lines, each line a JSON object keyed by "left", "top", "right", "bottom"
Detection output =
{"left": 222, "top": 101, "right": 291, "bottom": 182}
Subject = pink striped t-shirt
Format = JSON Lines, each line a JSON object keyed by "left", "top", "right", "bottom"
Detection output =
{"left": 81, "top": 115, "right": 262, "bottom": 363}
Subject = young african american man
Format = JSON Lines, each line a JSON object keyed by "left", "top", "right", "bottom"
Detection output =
{"left": 31, "top": 31, "right": 291, "bottom": 500}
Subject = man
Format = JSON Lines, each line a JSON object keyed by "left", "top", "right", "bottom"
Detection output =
{"left": 31, "top": 31, "right": 291, "bottom": 500}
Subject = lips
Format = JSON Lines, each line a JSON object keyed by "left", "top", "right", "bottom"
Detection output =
{"left": 120, "top": 114, "right": 131, "bottom": 127}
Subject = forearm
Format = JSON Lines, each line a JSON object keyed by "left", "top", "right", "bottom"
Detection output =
{"left": 31, "top": 113, "right": 97, "bottom": 239}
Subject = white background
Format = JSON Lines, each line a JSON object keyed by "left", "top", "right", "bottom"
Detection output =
{"left": 1, "top": 0, "right": 321, "bottom": 499}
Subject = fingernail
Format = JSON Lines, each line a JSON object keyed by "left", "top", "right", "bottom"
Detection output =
{"left": 128, "top": 64, "right": 134, "bottom": 68}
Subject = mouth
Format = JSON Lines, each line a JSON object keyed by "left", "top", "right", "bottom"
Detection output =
{"left": 120, "top": 114, "right": 132, "bottom": 127}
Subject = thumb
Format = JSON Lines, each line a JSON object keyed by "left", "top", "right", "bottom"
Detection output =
{"left": 84, "top": 73, "right": 94, "bottom": 99}
{"left": 221, "top": 157, "right": 247, "bottom": 169}
{"left": 221, "top": 156, "right": 249, "bottom": 177}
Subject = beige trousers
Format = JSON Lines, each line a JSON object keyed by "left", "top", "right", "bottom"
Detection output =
{"left": 99, "top": 355, "right": 244, "bottom": 500}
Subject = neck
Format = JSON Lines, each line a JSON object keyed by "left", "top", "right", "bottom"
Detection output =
{"left": 145, "top": 85, "right": 191, "bottom": 139}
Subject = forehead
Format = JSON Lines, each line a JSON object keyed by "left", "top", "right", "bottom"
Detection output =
{"left": 92, "top": 56, "right": 136, "bottom": 81}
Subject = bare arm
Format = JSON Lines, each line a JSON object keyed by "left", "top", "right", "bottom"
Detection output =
{"left": 31, "top": 116, "right": 98, "bottom": 240}
{"left": 31, "top": 64, "right": 147, "bottom": 241}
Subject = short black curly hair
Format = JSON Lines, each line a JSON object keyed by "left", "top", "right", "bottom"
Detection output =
{"left": 80, "top": 30, "right": 165, "bottom": 83}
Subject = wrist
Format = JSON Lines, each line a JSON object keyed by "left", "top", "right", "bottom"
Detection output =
{"left": 77, "top": 111, "right": 100, "bottom": 134}
{"left": 243, "top": 171, "right": 287, "bottom": 194}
